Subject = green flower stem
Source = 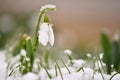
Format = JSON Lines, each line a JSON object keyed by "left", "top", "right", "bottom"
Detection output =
{"left": 55, "top": 64, "right": 58, "bottom": 77}
{"left": 36, "top": 61, "right": 41, "bottom": 71}
{"left": 55, "top": 60, "right": 64, "bottom": 80}
{"left": 76, "top": 65, "right": 84, "bottom": 72}
{"left": 109, "top": 72, "right": 119, "bottom": 80}
{"left": 96, "top": 56, "right": 105, "bottom": 80}
{"left": 67, "top": 55, "right": 73, "bottom": 65}
{"left": 60, "top": 58, "right": 71, "bottom": 74}
{"left": 44, "top": 50, "right": 50, "bottom": 69}
{"left": 32, "top": 11, "right": 44, "bottom": 51}
{"left": 26, "top": 37, "right": 34, "bottom": 71}
{"left": 97, "top": 53, "right": 106, "bottom": 73}
{"left": 43, "top": 66, "right": 52, "bottom": 79}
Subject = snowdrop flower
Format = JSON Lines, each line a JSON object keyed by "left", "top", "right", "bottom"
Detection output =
{"left": 64, "top": 49, "right": 72, "bottom": 55}
{"left": 25, "top": 57, "right": 30, "bottom": 62}
{"left": 40, "top": 4, "right": 56, "bottom": 12}
{"left": 20, "top": 49, "right": 26, "bottom": 57}
{"left": 64, "top": 49, "right": 73, "bottom": 65}
{"left": 38, "top": 23, "right": 54, "bottom": 46}
{"left": 86, "top": 53, "right": 92, "bottom": 58}
{"left": 114, "top": 31, "right": 120, "bottom": 41}
{"left": 99, "top": 53, "right": 103, "bottom": 59}
{"left": 111, "top": 64, "right": 114, "bottom": 68}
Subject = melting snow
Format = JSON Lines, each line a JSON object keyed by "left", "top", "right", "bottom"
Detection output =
{"left": 0, "top": 50, "right": 120, "bottom": 80}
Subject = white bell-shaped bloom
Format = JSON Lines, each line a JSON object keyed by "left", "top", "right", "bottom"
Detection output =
{"left": 64, "top": 49, "right": 72, "bottom": 55}
{"left": 38, "top": 23, "right": 54, "bottom": 46}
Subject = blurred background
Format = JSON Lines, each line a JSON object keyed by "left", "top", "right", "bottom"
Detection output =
{"left": 0, "top": 0, "right": 120, "bottom": 52}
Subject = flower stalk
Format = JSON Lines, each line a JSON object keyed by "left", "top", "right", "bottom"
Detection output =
{"left": 33, "top": 4, "right": 56, "bottom": 51}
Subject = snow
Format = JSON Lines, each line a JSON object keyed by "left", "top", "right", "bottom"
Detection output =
{"left": 72, "top": 59, "right": 85, "bottom": 68}
{"left": 112, "top": 74, "right": 120, "bottom": 80}
{"left": 22, "top": 72, "right": 38, "bottom": 80}
{"left": 0, "top": 50, "right": 120, "bottom": 80}
{"left": 0, "top": 51, "right": 7, "bottom": 80}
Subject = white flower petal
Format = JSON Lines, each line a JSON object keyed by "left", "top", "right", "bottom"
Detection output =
{"left": 20, "top": 49, "right": 26, "bottom": 56}
{"left": 38, "top": 23, "right": 49, "bottom": 46}
{"left": 48, "top": 24, "right": 54, "bottom": 46}
{"left": 64, "top": 49, "right": 72, "bottom": 55}
{"left": 86, "top": 53, "right": 92, "bottom": 58}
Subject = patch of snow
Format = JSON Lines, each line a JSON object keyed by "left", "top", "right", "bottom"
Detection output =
{"left": 112, "top": 74, "right": 120, "bottom": 80}
{"left": 0, "top": 51, "right": 7, "bottom": 80}
{"left": 72, "top": 59, "right": 85, "bottom": 68}
{"left": 0, "top": 50, "right": 120, "bottom": 80}
{"left": 0, "top": 50, "right": 6, "bottom": 62}
{"left": 22, "top": 72, "right": 38, "bottom": 80}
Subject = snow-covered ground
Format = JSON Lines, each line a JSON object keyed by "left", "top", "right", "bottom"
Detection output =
{"left": 0, "top": 51, "right": 120, "bottom": 80}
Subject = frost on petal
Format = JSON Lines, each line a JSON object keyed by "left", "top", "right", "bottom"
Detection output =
{"left": 38, "top": 23, "right": 49, "bottom": 46}
{"left": 48, "top": 24, "right": 54, "bottom": 46}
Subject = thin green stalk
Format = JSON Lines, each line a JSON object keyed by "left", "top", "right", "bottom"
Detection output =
{"left": 43, "top": 66, "right": 52, "bottom": 79}
{"left": 9, "top": 69, "right": 14, "bottom": 76}
{"left": 32, "top": 11, "right": 44, "bottom": 51}
{"left": 44, "top": 50, "right": 50, "bottom": 69}
{"left": 67, "top": 55, "right": 73, "bottom": 65}
{"left": 55, "top": 61, "right": 64, "bottom": 80}
{"left": 55, "top": 64, "right": 58, "bottom": 77}
{"left": 37, "top": 61, "right": 41, "bottom": 71}
{"left": 109, "top": 72, "right": 119, "bottom": 80}
{"left": 76, "top": 65, "right": 84, "bottom": 72}
{"left": 60, "top": 58, "right": 71, "bottom": 74}
{"left": 96, "top": 56, "right": 105, "bottom": 80}
{"left": 8, "top": 63, "right": 21, "bottom": 76}
{"left": 97, "top": 53, "right": 106, "bottom": 73}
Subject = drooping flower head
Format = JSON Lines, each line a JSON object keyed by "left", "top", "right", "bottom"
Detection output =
{"left": 86, "top": 53, "right": 92, "bottom": 58}
{"left": 38, "top": 23, "right": 54, "bottom": 46}
{"left": 32, "top": 4, "right": 56, "bottom": 50}
{"left": 64, "top": 49, "right": 72, "bottom": 56}
{"left": 40, "top": 4, "right": 56, "bottom": 12}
